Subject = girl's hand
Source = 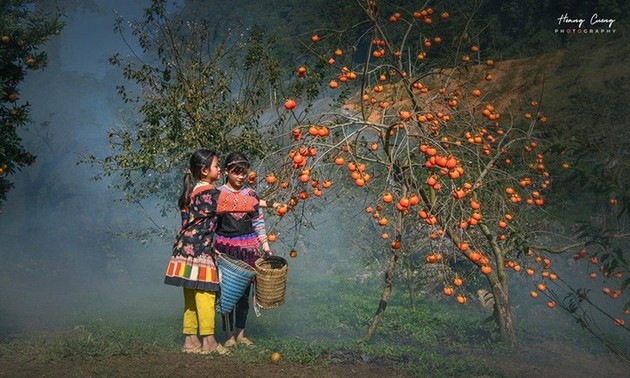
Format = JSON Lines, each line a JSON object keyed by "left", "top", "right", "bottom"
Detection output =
{"left": 259, "top": 199, "right": 277, "bottom": 208}
{"left": 261, "top": 242, "right": 272, "bottom": 256}
{"left": 259, "top": 200, "right": 281, "bottom": 209}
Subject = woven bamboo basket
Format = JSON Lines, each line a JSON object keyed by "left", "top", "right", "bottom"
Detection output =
{"left": 216, "top": 254, "right": 256, "bottom": 314}
{"left": 254, "top": 256, "right": 288, "bottom": 309}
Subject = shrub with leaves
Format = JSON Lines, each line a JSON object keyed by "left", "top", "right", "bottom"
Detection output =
{"left": 84, "top": 0, "right": 281, "bottom": 220}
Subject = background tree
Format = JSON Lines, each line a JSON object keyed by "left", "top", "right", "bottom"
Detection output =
{"left": 0, "top": 0, "right": 64, "bottom": 212}
{"left": 84, "top": 0, "right": 281, "bottom": 227}
{"left": 546, "top": 77, "right": 630, "bottom": 350}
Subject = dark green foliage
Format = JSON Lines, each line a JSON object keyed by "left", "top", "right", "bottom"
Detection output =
{"left": 550, "top": 82, "right": 628, "bottom": 215}
{"left": 0, "top": 0, "right": 65, "bottom": 212}
{"left": 546, "top": 81, "right": 628, "bottom": 304}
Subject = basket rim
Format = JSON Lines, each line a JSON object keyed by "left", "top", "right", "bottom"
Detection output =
{"left": 255, "top": 255, "right": 288, "bottom": 263}
{"left": 255, "top": 255, "right": 288, "bottom": 269}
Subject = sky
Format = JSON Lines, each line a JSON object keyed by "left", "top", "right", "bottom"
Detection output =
{"left": 59, "top": 2, "right": 143, "bottom": 79}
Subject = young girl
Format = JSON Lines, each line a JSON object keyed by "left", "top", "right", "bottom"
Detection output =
{"left": 215, "top": 152, "right": 271, "bottom": 348}
{"left": 164, "top": 149, "right": 273, "bottom": 355}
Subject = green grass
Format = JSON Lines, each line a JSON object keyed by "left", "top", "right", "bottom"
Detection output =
{"left": 0, "top": 321, "right": 498, "bottom": 378}
{"left": 0, "top": 278, "right": 515, "bottom": 377}
{"left": 1, "top": 247, "right": 624, "bottom": 377}
{"left": 0, "top": 319, "right": 176, "bottom": 362}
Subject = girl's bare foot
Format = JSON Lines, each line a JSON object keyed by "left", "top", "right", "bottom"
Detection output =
{"left": 182, "top": 335, "right": 201, "bottom": 353}
{"left": 224, "top": 337, "right": 237, "bottom": 348}
{"left": 234, "top": 329, "right": 255, "bottom": 347}
{"left": 200, "top": 335, "right": 221, "bottom": 353}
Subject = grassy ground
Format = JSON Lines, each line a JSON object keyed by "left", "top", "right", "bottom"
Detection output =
{"left": 1, "top": 271, "right": 628, "bottom": 377}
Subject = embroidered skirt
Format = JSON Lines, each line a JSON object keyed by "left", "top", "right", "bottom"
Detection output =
{"left": 214, "top": 232, "right": 261, "bottom": 267}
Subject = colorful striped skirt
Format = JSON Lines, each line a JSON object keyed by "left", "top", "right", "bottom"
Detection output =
{"left": 164, "top": 252, "right": 220, "bottom": 292}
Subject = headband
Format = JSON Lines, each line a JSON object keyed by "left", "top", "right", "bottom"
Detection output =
{"left": 226, "top": 159, "right": 248, "bottom": 167}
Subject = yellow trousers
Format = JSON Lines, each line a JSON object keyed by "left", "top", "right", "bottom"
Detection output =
{"left": 182, "top": 288, "right": 216, "bottom": 335}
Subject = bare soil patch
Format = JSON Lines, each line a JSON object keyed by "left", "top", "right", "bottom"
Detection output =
{"left": 1, "top": 339, "right": 628, "bottom": 378}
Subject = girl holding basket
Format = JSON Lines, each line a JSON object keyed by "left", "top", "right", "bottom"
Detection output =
{"left": 215, "top": 152, "right": 272, "bottom": 348}
{"left": 164, "top": 149, "right": 275, "bottom": 355}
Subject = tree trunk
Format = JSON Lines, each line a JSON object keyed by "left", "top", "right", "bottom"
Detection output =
{"left": 490, "top": 279, "right": 516, "bottom": 346}
{"left": 476, "top": 223, "right": 517, "bottom": 346}
{"left": 404, "top": 263, "right": 417, "bottom": 311}
{"left": 364, "top": 251, "right": 398, "bottom": 342}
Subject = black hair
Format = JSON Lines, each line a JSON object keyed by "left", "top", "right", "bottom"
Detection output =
{"left": 223, "top": 152, "right": 250, "bottom": 176}
{"left": 177, "top": 149, "right": 217, "bottom": 210}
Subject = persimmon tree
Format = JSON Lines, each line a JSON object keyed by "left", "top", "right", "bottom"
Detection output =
{"left": 251, "top": 1, "right": 628, "bottom": 347}
{"left": 94, "top": 0, "right": 628, "bottom": 351}
{"left": 0, "top": 0, "right": 64, "bottom": 212}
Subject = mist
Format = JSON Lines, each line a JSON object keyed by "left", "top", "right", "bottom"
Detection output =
{"left": 0, "top": 0, "right": 361, "bottom": 338}
{"left": 0, "top": 0, "right": 183, "bottom": 333}
{"left": 1, "top": 3, "right": 627, "bottom": 369}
